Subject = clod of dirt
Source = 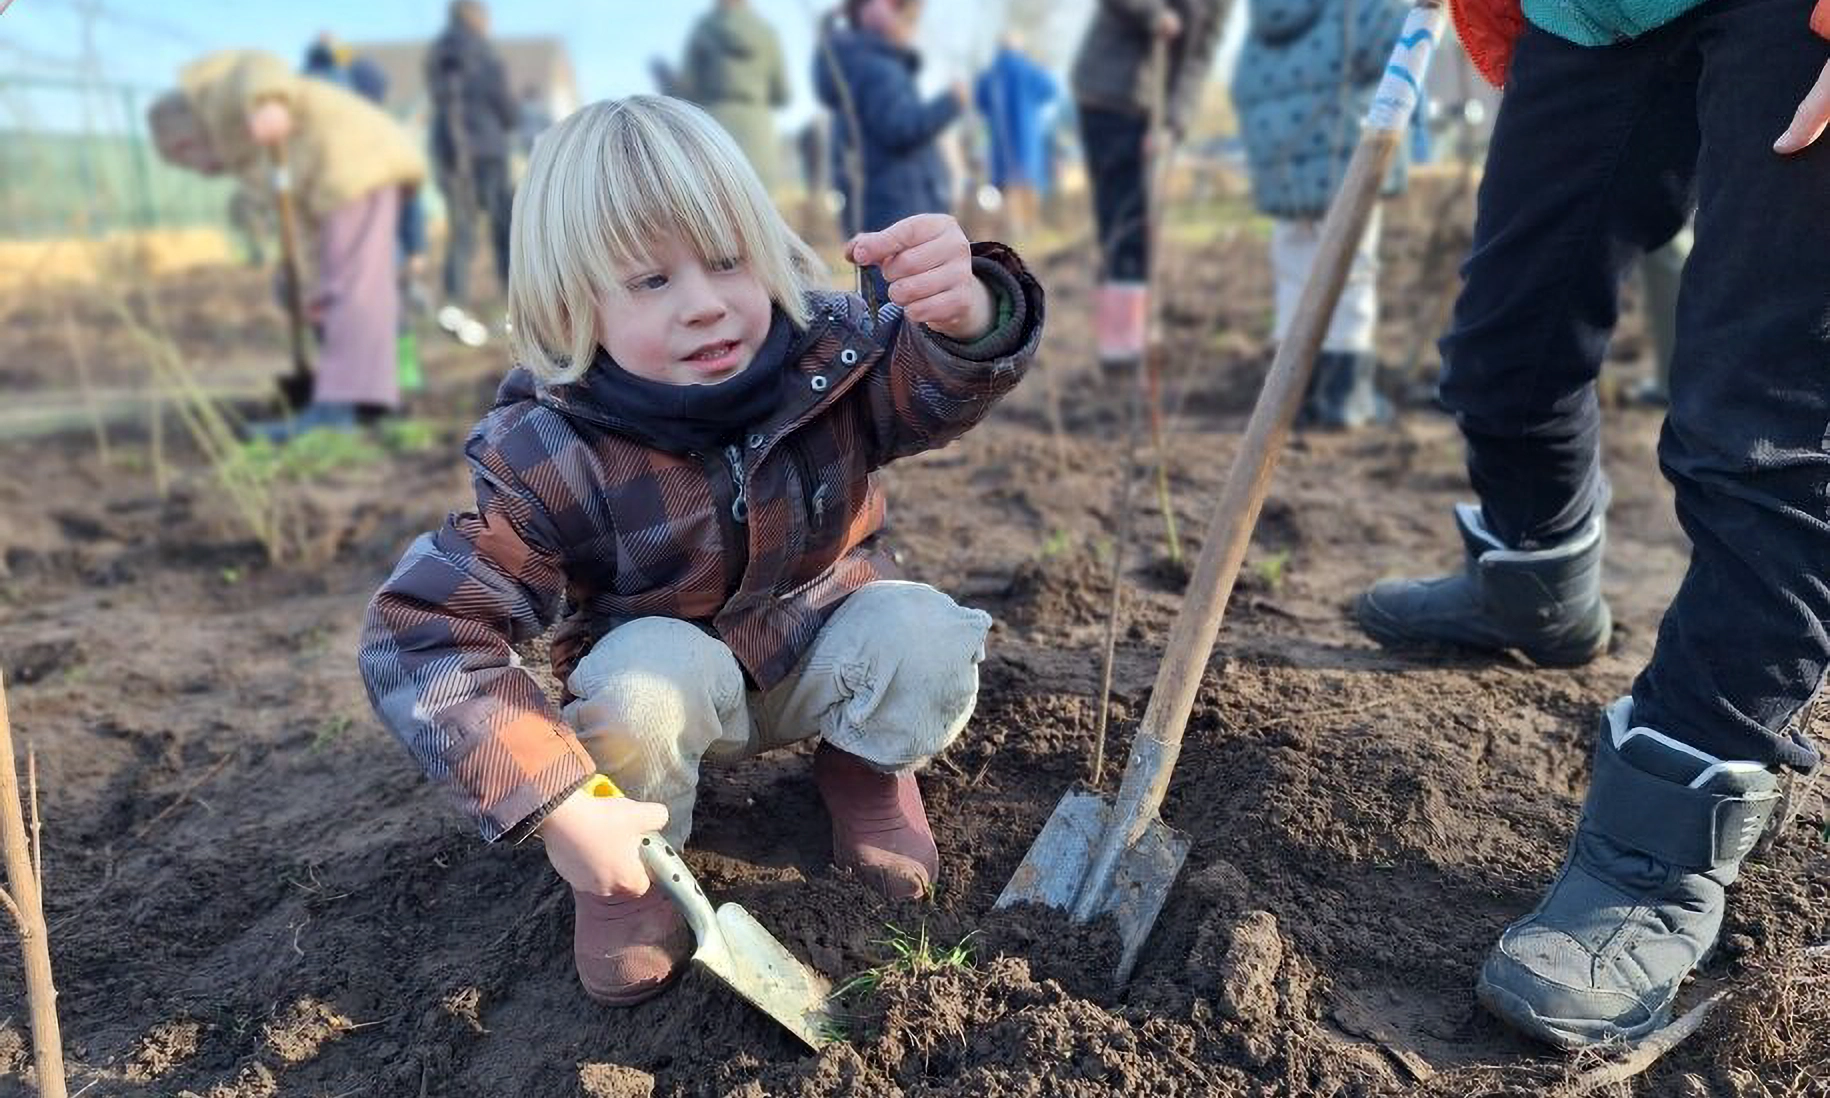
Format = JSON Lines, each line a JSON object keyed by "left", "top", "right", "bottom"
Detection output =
{"left": 813, "top": 955, "right": 1252, "bottom": 1095}
{"left": 1208, "top": 910, "right": 1286, "bottom": 1026}
{"left": 1183, "top": 858, "right": 1254, "bottom": 915}
{"left": 0, "top": 1023, "right": 25, "bottom": 1074}
{"left": 999, "top": 552, "right": 1123, "bottom": 629}
{"left": 261, "top": 997, "right": 352, "bottom": 1064}
{"left": 980, "top": 901, "right": 1125, "bottom": 1003}
{"left": 1, "top": 638, "right": 81, "bottom": 684}
{"left": 579, "top": 1062, "right": 657, "bottom": 1098}
{"left": 180, "top": 1061, "right": 279, "bottom": 1098}
{"left": 125, "top": 1019, "right": 204, "bottom": 1083}
{"left": 1138, "top": 553, "right": 1193, "bottom": 593}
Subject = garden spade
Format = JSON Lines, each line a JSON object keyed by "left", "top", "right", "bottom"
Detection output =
{"left": 269, "top": 144, "right": 315, "bottom": 410}
{"left": 580, "top": 775, "right": 835, "bottom": 1049}
{"left": 996, "top": 0, "right": 1449, "bottom": 987}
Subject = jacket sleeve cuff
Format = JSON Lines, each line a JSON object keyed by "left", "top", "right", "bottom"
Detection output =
{"left": 1814, "top": 0, "right": 1830, "bottom": 39}
{"left": 925, "top": 255, "right": 1027, "bottom": 361}
{"left": 486, "top": 735, "right": 596, "bottom": 845}
{"left": 922, "top": 243, "right": 1043, "bottom": 364}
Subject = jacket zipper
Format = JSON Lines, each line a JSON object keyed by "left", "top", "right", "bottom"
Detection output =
{"left": 786, "top": 438, "right": 828, "bottom": 532}
{"left": 700, "top": 447, "right": 748, "bottom": 599}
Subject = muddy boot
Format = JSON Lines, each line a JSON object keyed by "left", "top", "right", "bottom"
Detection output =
{"left": 1477, "top": 697, "right": 1782, "bottom": 1048}
{"left": 1356, "top": 504, "right": 1611, "bottom": 667}
{"left": 572, "top": 886, "right": 693, "bottom": 1006}
{"left": 1302, "top": 351, "right": 1393, "bottom": 429}
{"left": 813, "top": 742, "right": 938, "bottom": 901}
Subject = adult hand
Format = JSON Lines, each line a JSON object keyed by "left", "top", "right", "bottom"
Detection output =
{"left": 1775, "top": 58, "right": 1830, "bottom": 153}
{"left": 249, "top": 99, "right": 293, "bottom": 146}
{"left": 1155, "top": 8, "right": 1183, "bottom": 39}
{"left": 538, "top": 784, "right": 669, "bottom": 897}
{"left": 847, "top": 213, "right": 994, "bottom": 340}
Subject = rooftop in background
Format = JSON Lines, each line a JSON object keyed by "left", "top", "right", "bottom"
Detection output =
{"left": 345, "top": 36, "right": 580, "bottom": 125}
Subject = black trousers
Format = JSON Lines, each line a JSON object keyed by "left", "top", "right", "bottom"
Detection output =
{"left": 1079, "top": 105, "right": 1149, "bottom": 283}
{"left": 439, "top": 155, "right": 513, "bottom": 307}
{"left": 1437, "top": 0, "right": 1829, "bottom": 769}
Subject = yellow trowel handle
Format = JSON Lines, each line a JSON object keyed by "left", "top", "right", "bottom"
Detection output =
{"left": 582, "top": 773, "right": 624, "bottom": 799}
{"left": 579, "top": 774, "right": 720, "bottom": 945}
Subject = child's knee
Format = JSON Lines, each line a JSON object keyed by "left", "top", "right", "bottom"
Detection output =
{"left": 811, "top": 582, "right": 993, "bottom": 770}
{"left": 562, "top": 617, "right": 747, "bottom": 758}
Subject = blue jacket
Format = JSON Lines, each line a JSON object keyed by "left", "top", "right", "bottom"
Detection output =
{"left": 1231, "top": 0, "right": 1411, "bottom": 219}
{"left": 813, "top": 27, "right": 960, "bottom": 234}
{"left": 974, "top": 47, "right": 1058, "bottom": 192}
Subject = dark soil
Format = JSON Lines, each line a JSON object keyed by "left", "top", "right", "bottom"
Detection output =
{"left": 1, "top": 197, "right": 1825, "bottom": 1097}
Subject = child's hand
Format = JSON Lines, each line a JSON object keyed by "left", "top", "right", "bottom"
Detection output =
{"left": 1775, "top": 58, "right": 1830, "bottom": 153}
{"left": 847, "top": 213, "right": 995, "bottom": 341}
{"left": 538, "top": 785, "right": 669, "bottom": 897}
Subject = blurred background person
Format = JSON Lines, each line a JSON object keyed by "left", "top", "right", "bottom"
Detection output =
{"left": 814, "top": 0, "right": 965, "bottom": 301}
{"left": 1232, "top": 0, "right": 1412, "bottom": 429}
{"left": 426, "top": 0, "right": 518, "bottom": 341}
{"left": 674, "top": 0, "right": 790, "bottom": 190}
{"left": 302, "top": 29, "right": 431, "bottom": 395}
{"left": 1071, "top": 0, "right": 1225, "bottom": 371}
{"left": 973, "top": 32, "right": 1057, "bottom": 239}
{"left": 147, "top": 50, "right": 425, "bottom": 436}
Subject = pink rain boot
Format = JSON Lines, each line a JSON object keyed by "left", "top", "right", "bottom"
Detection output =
{"left": 1094, "top": 281, "right": 1149, "bottom": 370}
{"left": 812, "top": 742, "right": 939, "bottom": 900}
{"left": 572, "top": 886, "right": 693, "bottom": 1006}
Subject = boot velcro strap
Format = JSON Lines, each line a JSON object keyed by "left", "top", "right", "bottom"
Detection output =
{"left": 1584, "top": 739, "right": 1780, "bottom": 870}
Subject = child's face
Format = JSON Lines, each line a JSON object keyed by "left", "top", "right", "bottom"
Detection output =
{"left": 598, "top": 233, "right": 773, "bottom": 387}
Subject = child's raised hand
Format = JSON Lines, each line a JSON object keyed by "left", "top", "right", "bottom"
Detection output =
{"left": 538, "top": 784, "right": 669, "bottom": 897}
{"left": 1776, "top": 57, "right": 1830, "bottom": 153}
{"left": 847, "top": 213, "right": 995, "bottom": 341}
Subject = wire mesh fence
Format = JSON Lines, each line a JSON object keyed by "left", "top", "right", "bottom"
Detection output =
{"left": 0, "top": 72, "right": 235, "bottom": 241}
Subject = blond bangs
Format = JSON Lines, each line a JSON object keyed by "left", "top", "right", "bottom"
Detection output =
{"left": 508, "top": 96, "right": 824, "bottom": 385}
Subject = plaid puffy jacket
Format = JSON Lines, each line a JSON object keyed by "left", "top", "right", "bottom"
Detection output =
{"left": 359, "top": 243, "right": 1043, "bottom": 842}
{"left": 1454, "top": 0, "right": 1830, "bottom": 86}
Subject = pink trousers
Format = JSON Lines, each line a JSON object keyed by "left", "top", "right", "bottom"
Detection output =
{"left": 313, "top": 186, "right": 400, "bottom": 408}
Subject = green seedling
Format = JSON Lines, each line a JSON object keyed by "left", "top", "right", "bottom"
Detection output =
{"left": 1038, "top": 528, "right": 1073, "bottom": 560}
{"left": 378, "top": 417, "right": 440, "bottom": 454}
{"left": 309, "top": 715, "right": 352, "bottom": 754}
{"left": 1253, "top": 549, "right": 1291, "bottom": 591}
{"left": 833, "top": 924, "right": 977, "bottom": 999}
{"left": 219, "top": 566, "right": 243, "bottom": 585}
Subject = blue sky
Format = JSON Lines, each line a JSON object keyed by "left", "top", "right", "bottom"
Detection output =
{"left": 1, "top": 0, "right": 1102, "bottom": 132}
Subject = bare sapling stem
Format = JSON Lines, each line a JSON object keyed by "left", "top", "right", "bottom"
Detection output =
{"left": 59, "top": 304, "right": 110, "bottom": 467}
{"left": 0, "top": 673, "right": 69, "bottom": 1097}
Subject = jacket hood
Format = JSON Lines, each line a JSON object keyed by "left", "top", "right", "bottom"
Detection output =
{"left": 700, "top": 10, "right": 759, "bottom": 57}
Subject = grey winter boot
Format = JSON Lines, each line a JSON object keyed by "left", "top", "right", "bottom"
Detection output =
{"left": 1302, "top": 351, "right": 1393, "bottom": 429}
{"left": 1476, "top": 697, "right": 1782, "bottom": 1048}
{"left": 1356, "top": 504, "right": 1612, "bottom": 667}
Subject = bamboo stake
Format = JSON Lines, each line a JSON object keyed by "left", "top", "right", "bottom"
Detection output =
{"left": 0, "top": 673, "right": 69, "bottom": 1098}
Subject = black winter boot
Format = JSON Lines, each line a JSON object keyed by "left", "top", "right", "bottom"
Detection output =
{"left": 1476, "top": 697, "right": 1782, "bottom": 1048}
{"left": 1302, "top": 351, "right": 1393, "bottom": 429}
{"left": 1356, "top": 504, "right": 1611, "bottom": 667}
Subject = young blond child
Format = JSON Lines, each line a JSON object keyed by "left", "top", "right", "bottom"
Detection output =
{"left": 358, "top": 95, "right": 1043, "bottom": 1005}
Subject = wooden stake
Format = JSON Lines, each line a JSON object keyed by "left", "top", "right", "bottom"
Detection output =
{"left": 0, "top": 673, "right": 69, "bottom": 1098}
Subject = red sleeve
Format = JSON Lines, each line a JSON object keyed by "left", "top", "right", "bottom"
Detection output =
{"left": 1452, "top": 0, "right": 1529, "bottom": 88}
{"left": 1813, "top": 0, "right": 1830, "bottom": 39}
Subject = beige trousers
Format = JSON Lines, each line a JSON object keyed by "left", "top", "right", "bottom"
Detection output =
{"left": 560, "top": 581, "right": 992, "bottom": 846}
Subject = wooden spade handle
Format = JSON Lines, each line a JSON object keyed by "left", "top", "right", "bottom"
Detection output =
{"left": 1105, "top": 2, "right": 1448, "bottom": 840}
{"left": 270, "top": 143, "right": 314, "bottom": 383}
